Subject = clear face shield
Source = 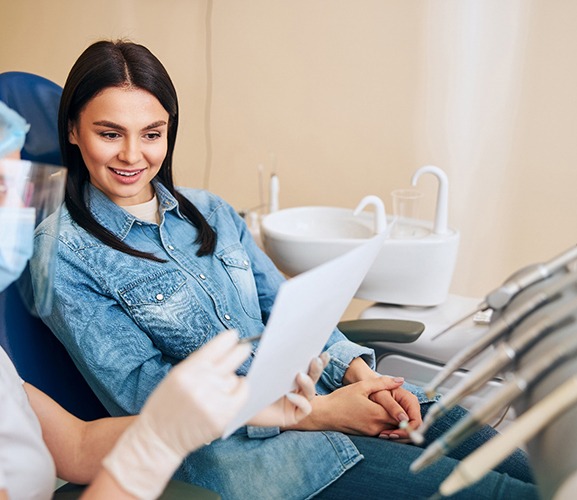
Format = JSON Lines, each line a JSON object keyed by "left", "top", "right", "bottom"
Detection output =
{"left": 0, "top": 158, "right": 66, "bottom": 315}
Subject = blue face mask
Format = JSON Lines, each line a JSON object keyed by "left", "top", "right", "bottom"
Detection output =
{"left": 0, "top": 207, "right": 35, "bottom": 292}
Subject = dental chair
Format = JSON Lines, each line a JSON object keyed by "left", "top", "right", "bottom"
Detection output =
{"left": 0, "top": 71, "right": 219, "bottom": 500}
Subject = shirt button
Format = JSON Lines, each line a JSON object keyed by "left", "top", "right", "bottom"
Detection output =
{"left": 135, "top": 221, "right": 142, "bottom": 226}
{"left": 167, "top": 245, "right": 174, "bottom": 251}
{"left": 243, "top": 260, "right": 249, "bottom": 266}
{"left": 156, "top": 293, "right": 164, "bottom": 301}
{"left": 199, "top": 274, "right": 206, "bottom": 280}
{"left": 224, "top": 314, "right": 231, "bottom": 321}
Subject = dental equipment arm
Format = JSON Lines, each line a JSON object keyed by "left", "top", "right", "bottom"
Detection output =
{"left": 432, "top": 245, "right": 577, "bottom": 341}
{"left": 414, "top": 295, "right": 577, "bottom": 441}
{"left": 424, "top": 269, "right": 577, "bottom": 398}
{"left": 411, "top": 322, "right": 577, "bottom": 472}
{"left": 437, "top": 375, "right": 577, "bottom": 497}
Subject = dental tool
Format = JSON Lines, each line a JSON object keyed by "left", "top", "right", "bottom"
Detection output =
{"left": 411, "top": 322, "right": 577, "bottom": 472}
{"left": 413, "top": 294, "right": 577, "bottom": 442}
{"left": 437, "top": 375, "right": 577, "bottom": 497}
{"left": 258, "top": 164, "right": 265, "bottom": 214}
{"left": 424, "top": 269, "right": 577, "bottom": 398}
{"left": 432, "top": 245, "right": 577, "bottom": 340}
{"left": 269, "top": 173, "right": 279, "bottom": 213}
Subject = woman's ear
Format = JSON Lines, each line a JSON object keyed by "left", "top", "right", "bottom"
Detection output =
{"left": 68, "top": 123, "right": 78, "bottom": 145}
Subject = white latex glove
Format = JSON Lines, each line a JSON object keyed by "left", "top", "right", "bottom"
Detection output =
{"left": 102, "top": 330, "right": 251, "bottom": 500}
{"left": 248, "top": 352, "right": 330, "bottom": 428}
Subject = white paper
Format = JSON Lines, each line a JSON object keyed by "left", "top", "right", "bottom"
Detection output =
{"left": 224, "top": 231, "right": 387, "bottom": 437}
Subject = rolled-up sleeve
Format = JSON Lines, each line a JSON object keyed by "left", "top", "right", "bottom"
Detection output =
{"left": 316, "top": 329, "right": 375, "bottom": 394}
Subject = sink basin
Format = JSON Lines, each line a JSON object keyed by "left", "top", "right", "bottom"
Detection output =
{"left": 261, "top": 205, "right": 460, "bottom": 306}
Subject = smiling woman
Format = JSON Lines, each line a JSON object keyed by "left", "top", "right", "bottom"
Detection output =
{"left": 70, "top": 86, "right": 168, "bottom": 206}
{"left": 58, "top": 40, "right": 216, "bottom": 263}
{"left": 68, "top": 87, "right": 169, "bottom": 206}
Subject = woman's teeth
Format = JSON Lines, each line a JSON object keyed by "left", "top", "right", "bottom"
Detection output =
{"left": 112, "top": 168, "right": 141, "bottom": 177}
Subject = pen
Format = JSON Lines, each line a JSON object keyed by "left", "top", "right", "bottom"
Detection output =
{"left": 240, "top": 334, "right": 263, "bottom": 344}
{"left": 437, "top": 374, "right": 577, "bottom": 497}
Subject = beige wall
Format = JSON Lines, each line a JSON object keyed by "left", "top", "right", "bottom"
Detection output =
{"left": 2, "top": 1, "right": 577, "bottom": 318}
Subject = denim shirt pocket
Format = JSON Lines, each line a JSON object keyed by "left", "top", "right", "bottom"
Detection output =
{"left": 118, "top": 269, "right": 214, "bottom": 358}
{"left": 216, "top": 245, "right": 261, "bottom": 320}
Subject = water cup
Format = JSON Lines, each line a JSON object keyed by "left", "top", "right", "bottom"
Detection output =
{"left": 391, "top": 188, "right": 428, "bottom": 239}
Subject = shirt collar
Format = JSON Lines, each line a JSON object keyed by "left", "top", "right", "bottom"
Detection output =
{"left": 85, "top": 180, "right": 182, "bottom": 240}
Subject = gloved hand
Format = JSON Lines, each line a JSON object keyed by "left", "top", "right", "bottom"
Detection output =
{"left": 0, "top": 100, "right": 29, "bottom": 158}
{"left": 102, "top": 329, "right": 251, "bottom": 499}
{"left": 102, "top": 331, "right": 329, "bottom": 499}
{"left": 248, "top": 352, "right": 330, "bottom": 428}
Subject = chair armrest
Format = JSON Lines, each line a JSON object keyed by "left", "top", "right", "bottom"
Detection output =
{"left": 54, "top": 479, "right": 221, "bottom": 499}
{"left": 338, "top": 319, "right": 425, "bottom": 344}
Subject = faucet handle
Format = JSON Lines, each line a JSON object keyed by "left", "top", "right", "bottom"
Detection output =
{"left": 411, "top": 165, "right": 450, "bottom": 235}
{"left": 353, "top": 195, "right": 387, "bottom": 234}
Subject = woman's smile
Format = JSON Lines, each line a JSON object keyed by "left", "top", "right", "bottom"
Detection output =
{"left": 108, "top": 167, "right": 147, "bottom": 182}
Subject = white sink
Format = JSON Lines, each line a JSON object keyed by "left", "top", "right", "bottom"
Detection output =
{"left": 261, "top": 206, "right": 459, "bottom": 306}
{"left": 260, "top": 165, "right": 460, "bottom": 307}
{"left": 260, "top": 165, "right": 459, "bottom": 306}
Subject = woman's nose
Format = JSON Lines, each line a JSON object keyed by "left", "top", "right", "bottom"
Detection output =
{"left": 118, "top": 138, "right": 142, "bottom": 165}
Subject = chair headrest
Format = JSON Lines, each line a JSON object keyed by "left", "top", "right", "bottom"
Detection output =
{"left": 0, "top": 71, "right": 63, "bottom": 166}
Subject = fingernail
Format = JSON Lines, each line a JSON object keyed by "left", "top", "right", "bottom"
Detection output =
{"left": 389, "top": 433, "right": 400, "bottom": 440}
{"left": 392, "top": 377, "right": 404, "bottom": 383}
{"left": 286, "top": 392, "right": 302, "bottom": 404}
{"left": 398, "top": 412, "right": 409, "bottom": 422}
{"left": 379, "top": 434, "right": 390, "bottom": 440}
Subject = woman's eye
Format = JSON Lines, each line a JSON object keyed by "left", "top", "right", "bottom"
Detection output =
{"left": 100, "top": 131, "right": 121, "bottom": 140}
{"left": 144, "top": 132, "right": 162, "bottom": 141}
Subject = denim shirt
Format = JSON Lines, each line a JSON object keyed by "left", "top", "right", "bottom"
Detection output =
{"left": 33, "top": 181, "right": 385, "bottom": 498}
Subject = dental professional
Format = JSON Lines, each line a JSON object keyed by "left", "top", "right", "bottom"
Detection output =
{"left": 32, "top": 40, "right": 538, "bottom": 499}
{"left": 0, "top": 100, "right": 325, "bottom": 500}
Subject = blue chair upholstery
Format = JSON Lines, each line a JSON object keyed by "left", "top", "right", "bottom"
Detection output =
{"left": 0, "top": 71, "right": 62, "bottom": 165}
{"left": 0, "top": 283, "right": 110, "bottom": 420}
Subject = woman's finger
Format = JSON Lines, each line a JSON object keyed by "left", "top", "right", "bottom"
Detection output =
{"left": 361, "top": 376, "right": 405, "bottom": 395}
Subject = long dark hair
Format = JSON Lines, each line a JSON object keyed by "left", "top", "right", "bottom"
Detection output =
{"left": 58, "top": 39, "right": 216, "bottom": 260}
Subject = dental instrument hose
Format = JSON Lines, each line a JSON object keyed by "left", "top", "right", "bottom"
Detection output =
{"left": 424, "top": 269, "right": 577, "bottom": 398}
{"left": 436, "top": 375, "right": 577, "bottom": 497}
{"left": 413, "top": 294, "right": 577, "bottom": 441}
{"left": 411, "top": 321, "right": 577, "bottom": 472}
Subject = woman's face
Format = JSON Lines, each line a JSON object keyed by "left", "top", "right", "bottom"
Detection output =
{"left": 69, "top": 86, "right": 169, "bottom": 206}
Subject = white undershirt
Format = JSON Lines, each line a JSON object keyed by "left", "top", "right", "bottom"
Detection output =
{"left": 123, "top": 195, "right": 160, "bottom": 224}
{"left": 0, "top": 347, "right": 56, "bottom": 499}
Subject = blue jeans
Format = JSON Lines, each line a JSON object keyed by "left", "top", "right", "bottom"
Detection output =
{"left": 314, "top": 404, "right": 538, "bottom": 499}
